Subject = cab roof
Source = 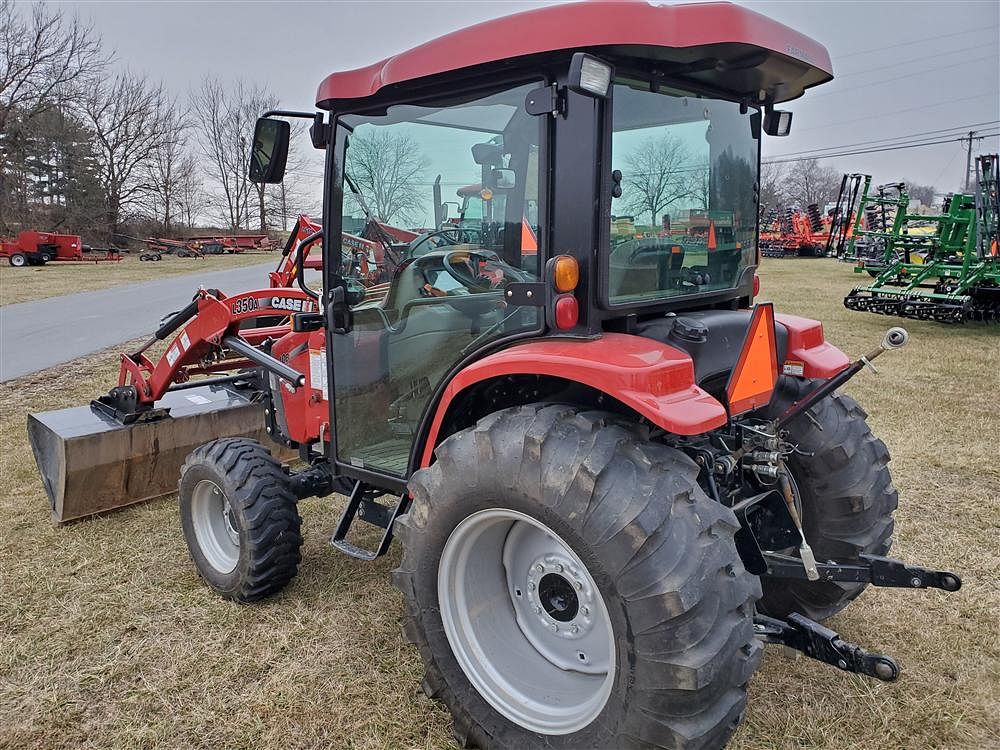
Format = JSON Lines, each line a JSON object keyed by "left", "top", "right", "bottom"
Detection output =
{"left": 316, "top": 1, "right": 833, "bottom": 109}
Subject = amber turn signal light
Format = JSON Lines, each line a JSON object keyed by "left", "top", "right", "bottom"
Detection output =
{"left": 552, "top": 255, "right": 579, "bottom": 293}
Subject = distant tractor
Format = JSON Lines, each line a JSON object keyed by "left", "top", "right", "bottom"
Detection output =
{"left": 29, "top": 2, "right": 962, "bottom": 748}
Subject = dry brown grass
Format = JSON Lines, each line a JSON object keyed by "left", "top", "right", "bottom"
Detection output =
{"left": 0, "top": 252, "right": 273, "bottom": 307}
{"left": 0, "top": 260, "right": 997, "bottom": 749}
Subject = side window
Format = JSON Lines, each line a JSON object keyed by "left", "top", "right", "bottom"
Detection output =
{"left": 608, "top": 82, "right": 758, "bottom": 304}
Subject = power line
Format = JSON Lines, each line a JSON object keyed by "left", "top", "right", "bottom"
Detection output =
{"left": 835, "top": 24, "right": 1000, "bottom": 60}
{"left": 764, "top": 121, "right": 1000, "bottom": 160}
{"left": 764, "top": 132, "right": 1000, "bottom": 166}
{"left": 835, "top": 44, "right": 997, "bottom": 79}
{"left": 793, "top": 92, "right": 1000, "bottom": 134}
{"left": 809, "top": 54, "right": 999, "bottom": 99}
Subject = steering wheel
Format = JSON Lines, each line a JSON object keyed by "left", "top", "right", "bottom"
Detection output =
{"left": 442, "top": 249, "right": 503, "bottom": 292}
{"left": 411, "top": 227, "right": 481, "bottom": 256}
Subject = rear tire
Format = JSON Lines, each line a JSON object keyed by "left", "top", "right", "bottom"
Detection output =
{"left": 394, "top": 405, "right": 761, "bottom": 750}
{"left": 179, "top": 438, "right": 301, "bottom": 601}
{"left": 757, "top": 377, "right": 897, "bottom": 621}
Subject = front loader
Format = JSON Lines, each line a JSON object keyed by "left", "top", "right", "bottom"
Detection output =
{"left": 30, "top": 2, "right": 962, "bottom": 749}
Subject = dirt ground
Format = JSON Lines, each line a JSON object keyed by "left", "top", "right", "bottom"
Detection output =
{"left": 0, "top": 251, "right": 274, "bottom": 306}
{"left": 0, "top": 260, "right": 997, "bottom": 749}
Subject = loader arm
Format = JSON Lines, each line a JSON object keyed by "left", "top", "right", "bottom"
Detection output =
{"left": 269, "top": 214, "right": 324, "bottom": 288}
{"left": 108, "top": 287, "right": 318, "bottom": 414}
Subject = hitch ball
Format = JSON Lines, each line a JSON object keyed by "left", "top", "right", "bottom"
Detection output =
{"left": 882, "top": 327, "right": 909, "bottom": 350}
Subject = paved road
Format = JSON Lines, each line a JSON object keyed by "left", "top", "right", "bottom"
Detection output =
{"left": 0, "top": 261, "right": 323, "bottom": 381}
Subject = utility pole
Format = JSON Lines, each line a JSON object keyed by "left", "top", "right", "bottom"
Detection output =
{"left": 963, "top": 130, "right": 976, "bottom": 192}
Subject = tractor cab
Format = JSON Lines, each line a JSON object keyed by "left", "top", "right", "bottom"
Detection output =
{"left": 248, "top": 0, "right": 831, "bottom": 483}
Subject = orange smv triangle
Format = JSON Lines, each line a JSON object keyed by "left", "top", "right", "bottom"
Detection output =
{"left": 707, "top": 220, "right": 718, "bottom": 251}
{"left": 726, "top": 303, "right": 779, "bottom": 416}
{"left": 521, "top": 219, "right": 538, "bottom": 255}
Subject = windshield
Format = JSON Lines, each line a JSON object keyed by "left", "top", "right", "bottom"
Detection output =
{"left": 607, "top": 81, "right": 758, "bottom": 305}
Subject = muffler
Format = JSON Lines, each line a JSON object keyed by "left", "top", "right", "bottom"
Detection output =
{"left": 28, "top": 382, "right": 287, "bottom": 523}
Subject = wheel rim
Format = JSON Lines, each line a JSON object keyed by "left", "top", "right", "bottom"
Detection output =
{"left": 190, "top": 479, "right": 240, "bottom": 574}
{"left": 438, "top": 509, "right": 615, "bottom": 735}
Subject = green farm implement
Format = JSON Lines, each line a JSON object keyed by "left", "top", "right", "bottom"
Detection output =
{"left": 843, "top": 154, "right": 1000, "bottom": 323}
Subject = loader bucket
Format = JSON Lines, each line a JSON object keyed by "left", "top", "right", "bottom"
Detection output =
{"left": 28, "top": 383, "right": 287, "bottom": 523}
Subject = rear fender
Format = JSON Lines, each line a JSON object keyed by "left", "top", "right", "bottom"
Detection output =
{"left": 418, "top": 333, "right": 727, "bottom": 467}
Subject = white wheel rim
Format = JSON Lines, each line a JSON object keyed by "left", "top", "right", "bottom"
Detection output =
{"left": 438, "top": 508, "right": 615, "bottom": 735}
{"left": 191, "top": 479, "right": 240, "bottom": 573}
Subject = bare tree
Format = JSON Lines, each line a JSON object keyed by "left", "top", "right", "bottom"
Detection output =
{"left": 620, "top": 134, "right": 692, "bottom": 225}
{"left": 0, "top": 0, "right": 106, "bottom": 229}
{"left": 82, "top": 72, "right": 171, "bottom": 239}
{"left": 758, "top": 159, "right": 787, "bottom": 218}
{"left": 193, "top": 77, "right": 277, "bottom": 232}
{"left": 174, "top": 151, "right": 204, "bottom": 231}
{"left": 346, "top": 129, "right": 428, "bottom": 225}
{"left": 146, "top": 104, "right": 193, "bottom": 234}
{"left": 689, "top": 160, "right": 710, "bottom": 210}
{"left": 781, "top": 158, "right": 841, "bottom": 208}
{"left": 901, "top": 180, "right": 936, "bottom": 207}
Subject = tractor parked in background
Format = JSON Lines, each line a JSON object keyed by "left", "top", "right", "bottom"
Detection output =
{"left": 28, "top": 3, "right": 963, "bottom": 748}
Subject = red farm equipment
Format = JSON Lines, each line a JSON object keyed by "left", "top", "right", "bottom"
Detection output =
{"left": 759, "top": 204, "right": 844, "bottom": 258}
{"left": 1, "top": 230, "right": 121, "bottom": 266}
{"left": 28, "top": 3, "right": 962, "bottom": 748}
{"left": 185, "top": 233, "right": 273, "bottom": 254}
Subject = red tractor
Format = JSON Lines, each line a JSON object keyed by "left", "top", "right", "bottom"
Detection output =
{"left": 36, "top": 3, "right": 962, "bottom": 748}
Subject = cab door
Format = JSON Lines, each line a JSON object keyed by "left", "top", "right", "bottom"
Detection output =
{"left": 324, "top": 81, "right": 547, "bottom": 480}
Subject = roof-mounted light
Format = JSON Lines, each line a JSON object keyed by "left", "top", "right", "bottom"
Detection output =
{"left": 568, "top": 53, "right": 612, "bottom": 98}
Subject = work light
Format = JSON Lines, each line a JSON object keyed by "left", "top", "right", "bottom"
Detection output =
{"left": 568, "top": 53, "right": 612, "bottom": 98}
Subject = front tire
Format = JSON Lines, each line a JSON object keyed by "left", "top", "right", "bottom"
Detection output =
{"left": 394, "top": 405, "right": 761, "bottom": 750}
{"left": 757, "top": 377, "right": 897, "bottom": 621}
{"left": 179, "top": 438, "right": 302, "bottom": 601}
{"left": 9, "top": 253, "right": 27, "bottom": 267}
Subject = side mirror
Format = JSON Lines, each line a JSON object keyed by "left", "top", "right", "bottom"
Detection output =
{"left": 249, "top": 117, "right": 290, "bottom": 183}
{"left": 488, "top": 168, "right": 516, "bottom": 190}
{"left": 762, "top": 110, "right": 793, "bottom": 137}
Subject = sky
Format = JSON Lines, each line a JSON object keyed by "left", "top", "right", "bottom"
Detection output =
{"left": 67, "top": 0, "right": 1000, "bottom": 195}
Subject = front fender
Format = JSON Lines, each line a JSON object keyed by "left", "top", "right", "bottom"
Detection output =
{"left": 419, "top": 333, "right": 727, "bottom": 467}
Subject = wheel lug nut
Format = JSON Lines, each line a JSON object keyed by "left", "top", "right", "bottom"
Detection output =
{"left": 535, "top": 606, "right": 543, "bottom": 615}
{"left": 581, "top": 607, "right": 589, "bottom": 616}
{"left": 527, "top": 582, "right": 535, "bottom": 591}
{"left": 535, "top": 564, "right": 545, "bottom": 573}
{"left": 570, "top": 625, "right": 580, "bottom": 634}
{"left": 550, "top": 624, "right": 559, "bottom": 632}
{"left": 573, "top": 580, "right": 582, "bottom": 590}
{"left": 553, "top": 564, "right": 563, "bottom": 573}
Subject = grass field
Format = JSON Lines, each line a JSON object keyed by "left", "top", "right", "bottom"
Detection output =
{"left": 1, "top": 260, "right": 997, "bottom": 749}
{"left": 0, "top": 252, "right": 274, "bottom": 306}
